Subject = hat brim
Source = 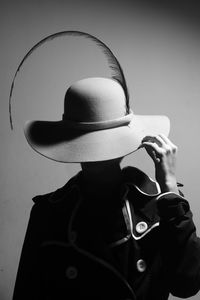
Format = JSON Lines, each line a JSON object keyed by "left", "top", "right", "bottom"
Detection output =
{"left": 24, "top": 115, "right": 170, "bottom": 162}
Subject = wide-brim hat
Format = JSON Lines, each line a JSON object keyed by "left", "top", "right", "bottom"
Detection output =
{"left": 24, "top": 77, "right": 170, "bottom": 162}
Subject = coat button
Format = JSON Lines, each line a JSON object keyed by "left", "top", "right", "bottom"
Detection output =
{"left": 66, "top": 266, "right": 78, "bottom": 279}
{"left": 136, "top": 259, "right": 146, "bottom": 272}
{"left": 136, "top": 221, "right": 148, "bottom": 234}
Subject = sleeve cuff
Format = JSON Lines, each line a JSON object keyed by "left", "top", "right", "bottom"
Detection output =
{"left": 156, "top": 192, "right": 189, "bottom": 220}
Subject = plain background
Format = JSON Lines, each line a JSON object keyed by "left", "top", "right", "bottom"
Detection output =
{"left": 0, "top": 0, "right": 200, "bottom": 299}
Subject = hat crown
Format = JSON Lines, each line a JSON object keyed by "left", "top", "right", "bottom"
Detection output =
{"left": 63, "top": 77, "right": 127, "bottom": 123}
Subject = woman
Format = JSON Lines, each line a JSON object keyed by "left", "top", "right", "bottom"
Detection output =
{"left": 13, "top": 77, "right": 200, "bottom": 299}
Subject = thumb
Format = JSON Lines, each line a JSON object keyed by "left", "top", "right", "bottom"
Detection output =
{"left": 138, "top": 144, "right": 160, "bottom": 164}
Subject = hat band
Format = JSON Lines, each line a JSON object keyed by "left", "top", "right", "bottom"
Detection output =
{"left": 62, "top": 111, "right": 133, "bottom": 131}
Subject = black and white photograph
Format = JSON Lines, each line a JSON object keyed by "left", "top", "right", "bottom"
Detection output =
{"left": 1, "top": 1, "right": 200, "bottom": 299}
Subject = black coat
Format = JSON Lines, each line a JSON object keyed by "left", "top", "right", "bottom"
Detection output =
{"left": 13, "top": 167, "right": 200, "bottom": 300}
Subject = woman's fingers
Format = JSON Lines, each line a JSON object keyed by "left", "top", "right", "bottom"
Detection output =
{"left": 139, "top": 134, "right": 179, "bottom": 193}
{"left": 141, "top": 134, "right": 177, "bottom": 154}
{"left": 141, "top": 144, "right": 161, "bottom": 163}
{"left": 139, "top": 134, "right": 178, "bottom": 164}
{"left": 158, "top": 134, "right": 178, "bottom": 153}
{"left": 138, "top": 141, "right": 165, "bottom": 163}
{"left": 139, "top": 141, "right": 164, "bottom": 155}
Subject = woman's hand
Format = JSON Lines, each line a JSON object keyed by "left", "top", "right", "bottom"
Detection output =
{"left": 138, "top": 134, "right": 179, "bottom": 193}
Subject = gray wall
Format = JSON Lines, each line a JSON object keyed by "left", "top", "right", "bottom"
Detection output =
{"left": 1, "top": 0, "right": 200, "bottom": 299}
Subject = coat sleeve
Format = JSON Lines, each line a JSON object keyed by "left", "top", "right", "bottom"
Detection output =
{"left": 12, "top": 200, "right": 47, "bottom": 300}
{"left": 157, "top": 192, "right": 200, "bottom": 298}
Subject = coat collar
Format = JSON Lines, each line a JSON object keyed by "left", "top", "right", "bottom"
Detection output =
{"left": 34, "top": 166, "right": 161, "bottom": 247}
{"left": 44, "top": 166, "right": 161, "bottom": 226}
{"left": 44, "top": 166, "right": 160, "bottom": 205}
{"left": 122, "top": 166, "right": 160, "bottom": 196}
{"left": 57, "top": 166, "right": 161, "bottom": 243}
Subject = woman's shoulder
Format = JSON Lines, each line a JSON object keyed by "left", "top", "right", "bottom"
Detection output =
{"left": 32, "top": 171, "right": 81, "bottom": 206}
